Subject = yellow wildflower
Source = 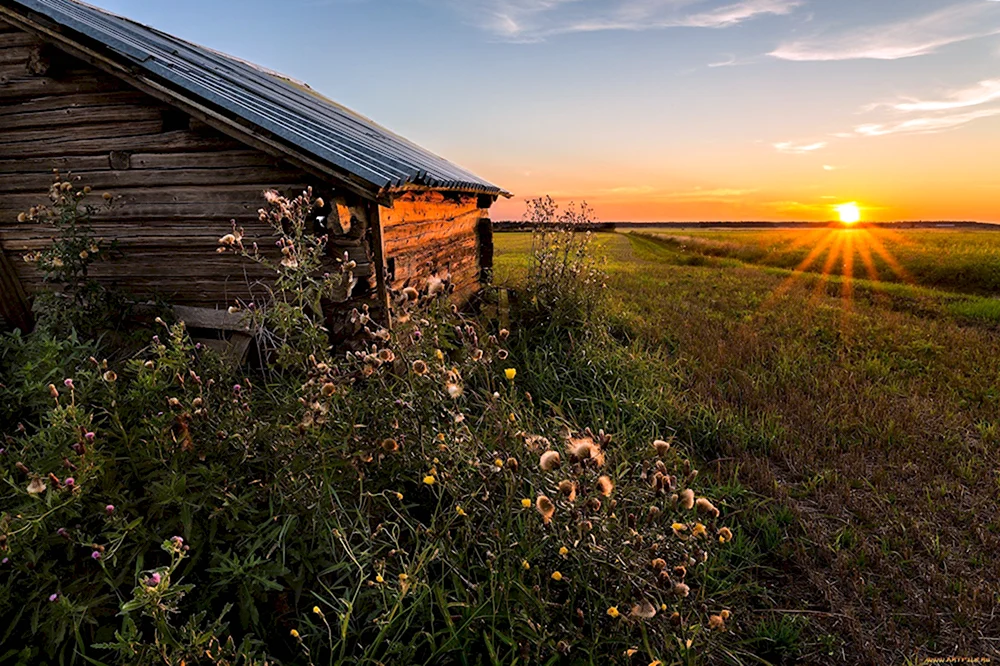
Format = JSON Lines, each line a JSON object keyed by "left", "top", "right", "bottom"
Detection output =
{"left": 422, "top": 475, "right": 436, "bottom": 486}
{"left": 494, "top": 458, "right": 504, "bottom": 468}
{"left": 559, "top": 546, "right": 569, "bottom": 556}
{"left": 456, "top": 505, "right": 467, "bottom": 517}
{"left": 290, "top": 629, "right": 300, "bottom": 638}
{"left": 692, "top": 522, "right": 707, "bottom": 538}
{"left": 395, "top": 492, "right": 403, "bottom": 501}
{"left": 398, "top": 573, "right": 408, "bottom": 582}
{"left": 718, "top": 526, "right": 733, "bottom": 543}
{"left": 607, "top": 606, "right": 620, "bottom": 619}
{"left": 375, "top": 575, "right": 384, "bottom": 583}
{"left": 550, "top": 571, "right": 563, "bottom": 582}
{"left": 521, "top": 498, "right": 532, "bottom": 508}
{"left": 522, "top": 560, "right": 530, "bottom": 570}
{"left": 671, "top": 522, "right": 688, "bottom": 536}
{"left": 312, "top": 606, "right": 322, "bottom": 616}
{"left": 505, "top": 368, "right": 517, "bottom": 381}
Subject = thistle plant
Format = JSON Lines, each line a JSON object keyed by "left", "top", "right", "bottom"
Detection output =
{"left": 18, "top": 173, "right": 123, "bottom": 333}
{"left": 524, "top": 196, "right": 607, "bottom": 327}
{"left": 20, "top": 173, "right": 117, "bottom": 296}
{"left": 217, "top": 187, "right": 354, "bottom": 371}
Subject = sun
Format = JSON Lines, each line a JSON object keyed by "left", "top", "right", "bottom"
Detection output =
{"left": 836, "top": 202, "right": 861, "bottom": 224}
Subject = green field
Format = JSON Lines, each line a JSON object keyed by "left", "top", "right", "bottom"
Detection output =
{"left": 496, "top": 230, "right": 1000, "bottom": 663}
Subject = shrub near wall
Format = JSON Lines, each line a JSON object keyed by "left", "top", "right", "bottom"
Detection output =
{"left": 0, "top": 188, "right": 734, "bottom": 665}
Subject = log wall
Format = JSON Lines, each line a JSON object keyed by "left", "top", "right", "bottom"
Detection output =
{"left": 380, "top": 191, "right": 489, "bottom": 303}
{"left": 0, "top": 19, "right": 373, "bottom": 311}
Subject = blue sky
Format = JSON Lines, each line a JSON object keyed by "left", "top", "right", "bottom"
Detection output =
{"left": 84, "top": 0, "right": 1000, "bottom": 221}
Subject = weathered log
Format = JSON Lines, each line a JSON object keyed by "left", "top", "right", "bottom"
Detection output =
{"left": 0, "top": 241, "right": 32, "bottom": 332}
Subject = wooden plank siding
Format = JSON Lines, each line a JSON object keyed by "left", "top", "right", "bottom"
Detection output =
{"left": 0, "top": 19, "right": 375, "bottom": 311}
{"left": 379, "top": 191, "right": 488, "bottom": 303}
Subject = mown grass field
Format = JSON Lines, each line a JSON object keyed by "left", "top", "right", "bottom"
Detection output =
{"left": 495, "top": 230, "right": 1000, "bottom": 664}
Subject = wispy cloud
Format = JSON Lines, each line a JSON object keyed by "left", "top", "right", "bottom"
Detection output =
{"left": 446, "top": 0, "right": 802, "bottom": 41}
{"left": 854, "top": 108, "right": 1000, "bottom": 137}
{"left": 774, "top": 140, "right": 827, "bottom": 154}
{"left": 773, "top": 76, "right": 1000, "bottom": 151}
{"left": 656, "top": 187, "right": 758, "bottom": 200}
{"left": 890, "top": 79, "right": 1000, "bottom": 112}
{"left": 853, "top": 78, "right": 1000, "bottom": 136}
{"left": 770, "top": 2, "right": 1000, "bottom": 61}
{"left": 589, "top": 185, "right": 756, "bottom": 201}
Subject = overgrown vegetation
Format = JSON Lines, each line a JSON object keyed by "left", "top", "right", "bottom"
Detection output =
{"left": 18, "top": 173, "right": 128, "bottom": 338}
{"left": 1, "top": 189, "right": 739, "bottom": 665}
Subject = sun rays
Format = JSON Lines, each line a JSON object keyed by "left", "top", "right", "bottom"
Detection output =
{"left": 758, "top": 226, "right": 914, "bottom": 323}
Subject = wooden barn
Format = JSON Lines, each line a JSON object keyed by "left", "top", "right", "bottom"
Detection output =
{"left": 0, "top": 0, "right": 509, "bottom": 335}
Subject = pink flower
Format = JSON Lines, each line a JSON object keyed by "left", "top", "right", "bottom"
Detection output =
{"left": 49, "top": 593, "right": 58, "bottom": 602}
{"left": 63, "top": 378, "right": 74, "bottom": 389}
{"left": 63, "top": 478, "right": 74, "bottom": 487}
{"left": 105, "top": 504, "right": 115, "bottom": 514}
{"left": 91, "top": 551, "right": 101, "bottom": 560}
{"left": 84, "top": 432, "right": 95, "bottom": 441}
{"left": 149, "top": 572, "right": 161, "bottom": 585}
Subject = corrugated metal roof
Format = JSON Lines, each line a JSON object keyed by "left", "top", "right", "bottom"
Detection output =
{"left": 6, "top": 0, "right": 510, "bottom": 199}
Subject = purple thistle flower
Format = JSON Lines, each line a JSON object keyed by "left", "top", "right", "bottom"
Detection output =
{"left": 63, "top": 378, "right": 74, "bottom": 389}
{"left": 49, "top": 593, "right": 58, "bottom": 602}
{"left": 91, "top": 551, "right": 101, "bottom": 560}
{"left": 233, "top": 384, "right": 242, "bottom": 393}
{"left": 105, "top": 504, "right": 115, "bottom": 515}
{"left": 64, "top": 477, "right": 74, "bottom": 487}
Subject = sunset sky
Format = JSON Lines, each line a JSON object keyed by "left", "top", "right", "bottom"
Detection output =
{"left": 87, "top": 0, "right": 1000, "bottom": 222}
